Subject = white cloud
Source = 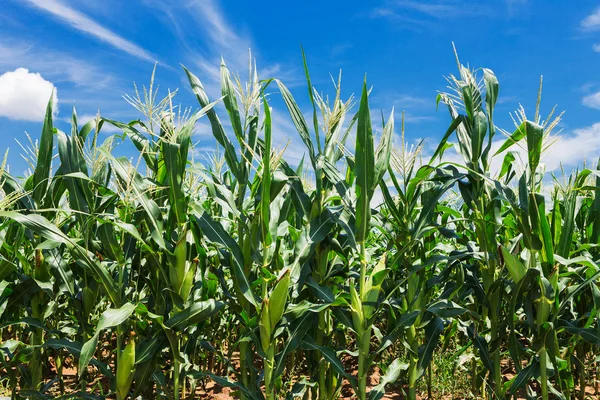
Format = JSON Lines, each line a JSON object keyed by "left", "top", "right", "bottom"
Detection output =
{"left": 23, "top": 0, "right": 155, "bottom": 62}
{"left": 581, "top": 7, "right": 600, "bottom": 31}
{"left": 437, "top": 123, "right": 600, "bottom": 176}
{"left": 582, "top": 92, "right": 600, "bottom": 109}
{"left": 140, "top": 0, "right": 307, "bottom": 164}
{"left": 141, "top": 0, "right": 248, "bottom": 81}
{"left": 142, "top": 0, "right": 299, "bottom": 91}
{"left": 543, "top": 123, "right": 600, "bottom": 170}
{"left": 0, "top": 41, "right": 113, "bottom": 89}
{"left": 0, "top": 68, "right": 58, "bottom": 122}
{"left": 593, "top": 43, "right": 600, "bottom": 52}
{"left": 373, "top": 0, "right": 491, "bottom": 22}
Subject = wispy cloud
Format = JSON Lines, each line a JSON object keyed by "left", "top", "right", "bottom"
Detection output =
{"left": 581, "top": 7, "right": 600, "bottom": 31}
{"left": 403, "top": 113, "right": 437, "bottom": 123}
{"left": 391, "top": 0, "right": 489, "bottom": 18}
{"left": 142, "top": 0, "right": 300, "bottom": 89}
{"left": 372, "top": 0, "right": 525, "bottom": 27}
{"left": 139, "top": 0, "right": 308, "bottom": 163}
{"left": 141, "top": 0, "right": 250, "bottom": 81}
{"left": 0, "top": 40, "right": 114, "bottom": 89}
{"left": 372, "top": 0, "right": 491, "bottom": 23}
{"left": 22, "top": 0, "right": 155, "bottom": 62}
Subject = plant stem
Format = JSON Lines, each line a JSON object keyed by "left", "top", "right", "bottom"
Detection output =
{"left": 540, "top": 347, "right": 548, "bottom": 400}
{"left": 316, "top": 246, "right": 330, "bottom": 400}
{"left": 30, "top": 292, "right": 43, "bottom": 390}
{"left": 407, "top": 325, "right": 418, "bottom": 400}
{"left": 357, "top": 241, "right": 369, "bottom": 400}
{"left": 357, "top": 325, "right": 371, "bottom": 400}
{"left": 427, "top": 362, "right": 432, "bottom": 399}
{"left": 174, "top": 337, "right": 181, "bottom": 400}
{"left": 239, "top": 330, "right": 250, "bottom": 399}
{"left": 264, "top": 343, "right": 275, "bottom": 400}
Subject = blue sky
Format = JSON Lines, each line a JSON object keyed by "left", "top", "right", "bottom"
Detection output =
{"left": 1, "top": 0, "right": 600, "bottom": 176}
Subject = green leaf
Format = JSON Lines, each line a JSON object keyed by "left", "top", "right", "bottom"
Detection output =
{"left": 508, "top": 359, "right": 538, "bottom": 395}
{"left": 368, "top": 358, "right": 407, "bottom": 400}
{"left": 416, "top": 316, "right": 444, "bottom": 379}
{"left": 275, "top": 79, "right": 315, "bottom": 164}
{"left": 79, "top": 303, "right": 136, "bottom": 375}
{"left": 301, "top": 335, "right": 356, "bottom": 389}
{"left": 427, "top": 299, "right": 468, "bottom": 318}
{"left": 220, "top": 59, "right": 244, "bottom": 144}
{"left": 494, "top": 121, "right": 527, "bottom": 156}
{"left": 355, "top": 79, "right": 375, "bottom": 243}
{"left": 193, "top": 209, "right": 258, "bottom": 308}
{"left": 501, "top": 246, "right": 527, "bottom": 283}
{"left": 182, "top": 65, "right": 241, "bottom": 180}
{"left": 32, "top": 93, "right": 54, "bottom": 205}
{"left": 165, "top": 300, "right": 224, "bottom": 331}
{"left": 372, "top": 109, "right": 394, "bottom": 193}
{"left": 273, "top": 312, "right": 312, "bottom": 378}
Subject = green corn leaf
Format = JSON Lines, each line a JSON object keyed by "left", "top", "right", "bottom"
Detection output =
{"left": 508, "top": 359, "right": 538, "bottom": 395}
{"left": 275, "top": 79, "right": 315, "bottom": 164}
{"left": 470, "top": 111, "right": 487, "bottom": 167}
{"left": 501, "top": 246, "right": 527, "bottom": 283}
{"left": 165, "top": 300, "right": 224, "bottom": 331}
{"left": 482, "top": 68, "right": 498, "bottom": 166}
{"left": 32, "top": 93, "right": 54, "bottom": 205}
{"left": 301, "top": 47, "right": 321, "bottom": 154}
{"left": 427, "top": 299, "right": 468, "bottom": 318}
{"left": 355, "top": 79, "right": 375, "bottom": 243}
{"left": 108, "top": 155, "right": 166, "bottom": 250}
{"left": 467, "top": 324, "right": 495, "bottom": 377}
{"left": 261, "top": 95, "right": 273, "bottom": 249}
{"left": 499, "top": 151, "right": 516, "bottom": 180}
{"left": 220, "top": 59, "right": 244, "bottom": 144}
{"left": 525, "top": 120, "right": 544, "bottom": 175}
{"left": 372, "top": 109, "right": 394, "bottom": 193}
{"left": 416, "top": 316, "right": 444, "bottom": 379}
{"left": 194, "top": 209, "right": 258, "bottom": 308}
{"left": 45, "top": 338, "right": 113, "bottom": 379}
{"left": 79, "top": 303, "right": 136, "bottom": 375}
{"left": 102, "top": 119, "right": 155, "bottom": 171}
{"left": 289, "top": 212, "right": 334, "bottom": 292}
{"left": 0, "top": 211, "right": 121, "bottom": 305}
{"left": 494, "top": 121, "right": 527, "bottom": 156}
{"left": 300, "top": 335, "right": 356, "bottom": 389}
{"left": 182, "top": 65, "right": 241, "bottom": 180}
{"left": 368, "top": 358, "right": 407, "bottom": 400}
{"left": 186, "top": 371, "right": 257, "bottom": 399}
{"left": 273, "top": 312, "right": 312, "bottom": 378}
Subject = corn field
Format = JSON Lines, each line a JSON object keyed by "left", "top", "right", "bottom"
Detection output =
{"left": 1, "top": 51, "right": 600, "bottom": 400}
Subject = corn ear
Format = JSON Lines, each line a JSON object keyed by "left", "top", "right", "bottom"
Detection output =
{"left": 116, "top": 339, "right": 136, "bottom": 400}
{"left": 259, "top": 299, "right": 272, "bottom": 352}
{"left": 268, "top": 270, "right": 290, "bottom": 331}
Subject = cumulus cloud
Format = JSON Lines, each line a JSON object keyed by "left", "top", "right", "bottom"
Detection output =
{"left": 438, "top": 123, "right": 600, "bottom": 176}
{"left": 0, "top": 68, "right": 58, "bottom": 122}
{"left": 544, "top": 123, "right": 600, "bottom": 170}
{"left": 583, "top": 91, "right": 600, "bottom": 109}
{"left": 581, "top": 7, "right": 600, "bottom": 31}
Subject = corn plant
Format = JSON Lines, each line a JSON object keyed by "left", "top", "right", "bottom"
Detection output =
{"left": 1, "top": 49, "right": 599, "bottom": 400}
